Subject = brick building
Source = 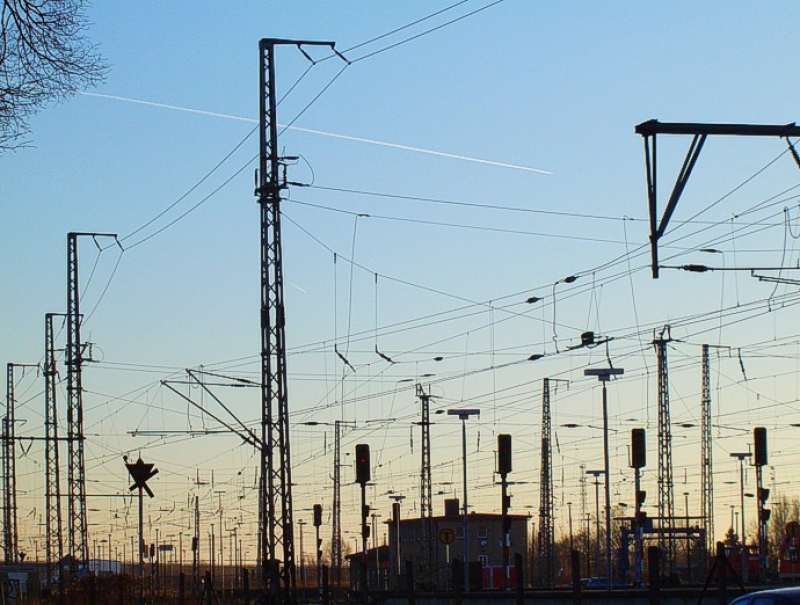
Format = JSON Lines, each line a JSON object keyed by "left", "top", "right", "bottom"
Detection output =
{"left": 384, "top": 500, "right": 529, "bottom": 590}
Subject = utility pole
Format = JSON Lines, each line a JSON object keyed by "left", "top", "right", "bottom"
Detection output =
{"left": 447, "top": 408, "right": 480, "bottom": 593}
{"left": 215, "top": 490, "right": 225, "bottom": 592}
{"left": 355, "top": 444, "right": 370, "bottom": 601}
{"left": 66, "top": 231, "right": 118, "bottom": 568}
{"left": 754, "top": 427, "right": 769, "bottom": 575}
{"left": 255, "top": 39, "right": 343, "bottom": 600}
{"left": 371, "top": 513, "right": 381, "bottom": 588}
{"left": 4, "top": 362, "right": 37, "bottom": 564}
{"left": 498, "top": 434, "right": 512, "bottom": 590}
{"left": 44, "top": 314, "right": 65, "bottom": 588}
{"left": 586, "top": 470, "right": 603, "bottom": 578}
{"left": 313, "top": 504, "right": 322, "bottom": 590}
{"left": 389, "top": 495, "right": 405, "bottom": 585}
{"left": 653, "top": 327, "right": 675, "bottom": 574}
{"left": 327, "top": 418, "right": 355, "bottom": 587}
{"left": 730, "top": 452, "right": 751, "bottom": 583}
{"left": 584, "top": 365, "right": 625, "bottom": 589}
{"left": 567, "top": 502, "right": 574, "bottom": 551}
{"left": 579, "top": 464, "right": 589, "bottom": 575}
{"left": 415, "top": 383, "right": 434, "bottom": 578}
{"left": 125, "top": 456, "right": 158, "bottom": 605}
{"left": 297, "top": 519, "right": 306, "bottom": 587}
{"left": 192, "top": 495, "right": 200, "bottom": 592}
{"left": 631, "top": 428, "right": 646, "bottom": 586}
{"left": 700, "top": 345, "right": 714, "bottom": 557}
{"left": 537, "top": 378, "right": 566, "bottom": 587}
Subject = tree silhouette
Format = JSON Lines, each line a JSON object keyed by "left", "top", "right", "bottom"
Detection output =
{"left": 1, "top": 0, "right": 106, "bottom": 151}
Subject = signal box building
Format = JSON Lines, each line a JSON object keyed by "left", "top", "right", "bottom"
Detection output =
{"left": 386, "top": 499, "right": 528, "bottom": 590}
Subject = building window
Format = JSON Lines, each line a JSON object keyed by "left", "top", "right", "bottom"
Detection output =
{"left": 478, "top": 526, "right": 488, "bottom": 539}
{"left": 479, "top": 555, "right": 489, "bottom": 568}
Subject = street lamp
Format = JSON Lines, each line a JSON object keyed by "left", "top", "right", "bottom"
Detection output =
{"left": 448, "top": 407, "right": 480, "bottom": 592}
{"left": 730, "top": 451, "right": 752, "bottom": 583}
{"left": 584, "top": 366, "right": 624, "bottom": 588}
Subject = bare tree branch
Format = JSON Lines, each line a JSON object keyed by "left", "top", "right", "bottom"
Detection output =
{"left": 0, "top": 0, "right": 107, "bottom": 151}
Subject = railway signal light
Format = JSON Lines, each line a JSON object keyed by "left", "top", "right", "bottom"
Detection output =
{"left": 313, "top": 504, "right": 322, "bottom": 527}
{"left": 631, "top": 428, "right": 646, "bottom": 468}
{"left": 355, "top": 444, "right": 370, "bottom": 485}
{"left": 498, "top": 434, "right": 512, "bottom": 475}
{"left": 754, "top": 427, "right": 768, "bottom": 466}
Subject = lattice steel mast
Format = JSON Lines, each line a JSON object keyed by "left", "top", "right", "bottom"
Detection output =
{"left": 0, "top": 416, "right": 5, "bottom": 562}
{"left": 4, "top": 362, "right": 37, "bottom": 564}
{"left": 44, "top": 314, "right": 65, "bottom": 584}
{"left": 654, "top": 327, "right": 675, "bottom": 572}
{"left": 3, "top": 364, "right": 17, "bottom": 564}
{"left": 331, "top": 420, "right": 342, "bottom": 586}
{"left": 66, "top": 232, "right": 116, "bottom": 566}
{"left": 416, "top": 383, "right": 434, "bottom": 574}
{"left": 700, "top": 344, "right": 714, "bottom": 554}
{"left": 256, "top": 39, "right": 342, "bottom": 598}
{"left": 537, "top": 378, "right": 560, "bottom": 587}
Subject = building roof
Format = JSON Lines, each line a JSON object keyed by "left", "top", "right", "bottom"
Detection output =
{"left": 397, "top": 512, "right": 529, "bottom": 524}
{"left": 345, "top": 544, "right": 390, "bottom": 561}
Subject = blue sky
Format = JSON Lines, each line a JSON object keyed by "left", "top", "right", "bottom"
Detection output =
{"left": 3, "top": 1, "right": 800, "bottom": 563}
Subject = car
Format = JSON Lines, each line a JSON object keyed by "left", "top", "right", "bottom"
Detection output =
{"left": 730, "top": 587, "right": 800, "bottom": 605}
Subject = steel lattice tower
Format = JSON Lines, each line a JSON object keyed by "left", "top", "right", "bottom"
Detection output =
{"left": 66, "top": 233, "right": 90, "bottom": 566}
{"left": 700, "top": 344, "right": 714, "bottom": 554}
{"left": 537, "top": 378, "right": 554, "bottom": 587}
{"left": 0, "top": 417, "right": 4, "bottom": 562}
{"left": 66, "top": 232, "right": 117, "bottom": 567}
{"left": 256, "top": 43, "right": 343, "bottom": 596}
{"left": 416, "top": 383, "right": 434, "bottom": 574}
{"left": 3, "top": 364, "right": 17, "bottom": 564}
{"left": 257, "top": 39, "right": 297, "bottom": 595}
{"left": 44, "top": 314, "right": 65, "bottom": 584}
{"left": 331, "top": 420, "right": 342, "bottom": 585}
{"left": 654, "top": 328, "right": 675, "bottom": 571}
{"left": 66, "top": 233, "right": 87, "bottom": 566}
{"left": 4, "top": 363, "right": 36, "bottom": 564}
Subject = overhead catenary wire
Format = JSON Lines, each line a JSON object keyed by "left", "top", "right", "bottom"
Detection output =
{"left": 14, "top": 2, "right": 800, "bottom": 560}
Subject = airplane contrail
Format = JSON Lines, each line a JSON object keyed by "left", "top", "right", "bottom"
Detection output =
{"left": 81, "top": 92, "right": 552, "bottom": 175}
